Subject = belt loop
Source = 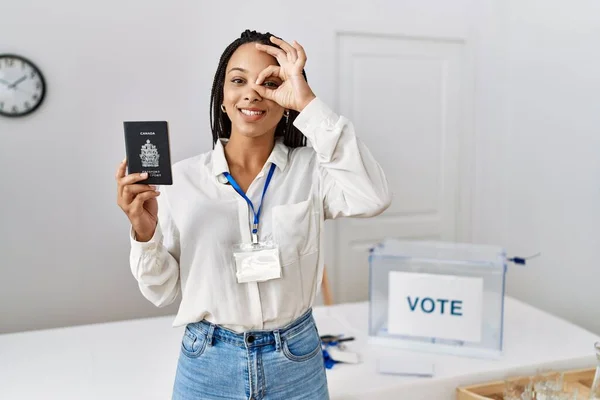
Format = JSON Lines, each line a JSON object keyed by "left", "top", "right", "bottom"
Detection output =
{"left": 206, "top": 324, "right": 215, "bottom": 347}
{"left": 274, "top": 330, "right": 282, "bottom": 352}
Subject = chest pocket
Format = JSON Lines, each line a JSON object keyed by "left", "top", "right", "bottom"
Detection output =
{"left": 272, "top": 199, "right": 319, "bottom": 266}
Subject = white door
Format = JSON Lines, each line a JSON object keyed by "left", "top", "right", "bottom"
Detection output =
{"left": 321, "top": 11, "right": 475, "bottom": 304}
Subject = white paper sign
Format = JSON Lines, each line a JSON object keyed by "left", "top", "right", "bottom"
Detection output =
{"left": 387, "top": 271, "right": 483, "bottom": 343}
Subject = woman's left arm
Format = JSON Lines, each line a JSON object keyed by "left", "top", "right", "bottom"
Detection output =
{"left": 254, "top": 36, "right": 392, "bottom": 218}
{"left": 294, "top": 97, "right": 392, "bottom": 219}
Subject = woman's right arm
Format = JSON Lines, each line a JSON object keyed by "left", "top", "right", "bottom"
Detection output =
{"left": 116, "top": 159, "right": 181, "bottom": 308}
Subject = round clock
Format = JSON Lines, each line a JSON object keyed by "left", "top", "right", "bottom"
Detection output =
{"left": 0, "top": 54, "right": 46, "bottom": 117}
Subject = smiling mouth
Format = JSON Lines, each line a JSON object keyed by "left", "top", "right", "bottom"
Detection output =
{"left": 238, "top": 108, "right": 265, "bottom": 116}
{"left": 237, "top": 107, "right": 266, "bottom": 122}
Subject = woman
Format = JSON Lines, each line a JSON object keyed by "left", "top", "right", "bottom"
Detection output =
{"left": 116, "top": 29, "right": 391, "bottom": 400}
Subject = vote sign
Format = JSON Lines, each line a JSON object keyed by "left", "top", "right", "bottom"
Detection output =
{"left": 387, "top": 271, "right": 484, "bottom": 343}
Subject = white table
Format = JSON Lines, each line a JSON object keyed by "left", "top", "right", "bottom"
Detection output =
{"left": 0, "top": 297, "right": 598, "bottom": 400}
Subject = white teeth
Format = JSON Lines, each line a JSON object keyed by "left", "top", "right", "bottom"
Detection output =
{"left": 240, "top": 109, "right": 264, "bottom": 116}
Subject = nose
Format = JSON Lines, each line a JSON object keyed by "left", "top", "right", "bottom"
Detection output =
{"left": 244, "top": 84, "right": 262, "bottom": 103}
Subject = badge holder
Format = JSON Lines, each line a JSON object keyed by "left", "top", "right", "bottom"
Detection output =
{"left": 232, "top": 239, "right": 282, "bottom": 284}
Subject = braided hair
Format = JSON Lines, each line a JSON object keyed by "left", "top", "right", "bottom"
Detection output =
{"left": 210, "top": 29, "right": 308, "bottom": 149}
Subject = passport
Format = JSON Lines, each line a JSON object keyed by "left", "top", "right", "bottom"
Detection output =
{"left": 123, "top": 120, "right": 173, "bottom": 185}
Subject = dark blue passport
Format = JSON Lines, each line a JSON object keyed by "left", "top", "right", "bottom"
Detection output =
{"left": 123, "top": 120, "right": 173, "bottom": 185}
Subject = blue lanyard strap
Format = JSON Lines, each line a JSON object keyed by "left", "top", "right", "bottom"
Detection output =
{"left": 222, "top": 163, "right": 277, "bottom": 244}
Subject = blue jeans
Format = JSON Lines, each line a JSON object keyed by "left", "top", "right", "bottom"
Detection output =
{"left": 172, "top": 309, "right": 330, "bottom": 400}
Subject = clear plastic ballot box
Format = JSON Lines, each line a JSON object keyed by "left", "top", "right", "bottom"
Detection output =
{"left": 368, "top": 239, "right": 507, "bottom": 358}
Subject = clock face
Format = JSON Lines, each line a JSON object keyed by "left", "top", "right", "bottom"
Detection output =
{"left": 0, "top": 54, "right": 46, "bottom": 117}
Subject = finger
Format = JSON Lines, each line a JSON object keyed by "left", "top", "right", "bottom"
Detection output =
{"left": 124, "top": 184, "right": 158, "bottom": 198}
{"left": 255, "top": 43, "right": 287, "bottom": 65}
{"left": 116, "top": 157, "right": 128, "bottom": 199}
{"left": 120, "top": 172, "right": 149, "bottom": 186}
{"left": 252, "top": 83, "right": 274, "bottom": 102}
{"left": 270, "top": 36, "right": 298, "bottom": 63}
{"left": 255, "top": 65, "right": 281, "bottom": 85}
{"left": 130, "top": 190, "right": 160, "bottom": 215}
{"left": 292, "top": 40, "right": 307, "bottom": 66}
{"left": 115, "top": 157, "right": 127, "bottom": 180}
{"left": 122, "top": 184, "right": 149, "bottom": 206}
{"left": 118, "top": 171, "right": 149, "bottom": 199}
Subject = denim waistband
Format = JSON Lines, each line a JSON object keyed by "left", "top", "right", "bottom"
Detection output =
{"left": 185, "top": 309, "right": 315, "bottom": 349}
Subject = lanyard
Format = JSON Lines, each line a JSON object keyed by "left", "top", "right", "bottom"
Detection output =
{"left": 223, "top": 163, "right": 276, "bottom": 244}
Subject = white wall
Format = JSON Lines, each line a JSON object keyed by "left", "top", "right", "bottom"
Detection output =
{"left": 1, "top": 0, "right": 599, "bottom": 336}
{"left": 473, "top": 0, "right": 600, "bottom": 334}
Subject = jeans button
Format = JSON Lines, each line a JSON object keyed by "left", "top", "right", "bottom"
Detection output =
{"left": 247, "top": 335, "right": 255, "bottom": 344}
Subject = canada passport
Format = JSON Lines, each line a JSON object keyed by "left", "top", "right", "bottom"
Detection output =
{"left": 123, "top": 121, "right": 173, "bottom": 185}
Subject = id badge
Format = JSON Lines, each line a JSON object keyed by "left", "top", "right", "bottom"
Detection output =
{"left": 232, "top": 242, "right": 282, "bottom": 284}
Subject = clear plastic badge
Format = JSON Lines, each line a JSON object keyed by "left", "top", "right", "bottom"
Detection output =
{"left": 232, "top": 242, "right": 282, "bottom": 284}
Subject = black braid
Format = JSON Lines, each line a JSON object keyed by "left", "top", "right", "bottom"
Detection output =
{"left": 210, "top": 29, "right": 308, "bottom": 149}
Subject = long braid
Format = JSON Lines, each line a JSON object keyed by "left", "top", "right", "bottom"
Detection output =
{"left": 210, "top": 30, "right": 308, "bottom": 149}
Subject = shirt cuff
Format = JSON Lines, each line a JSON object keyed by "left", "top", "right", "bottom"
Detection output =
{"left": 129, "top": 223, "right": 163, "bottom": 251}
{"left": 293, "top": 97, "right": 343, "bottom": 162}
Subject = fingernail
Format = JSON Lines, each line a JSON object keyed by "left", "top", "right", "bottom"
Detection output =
{"left": 122, "top": 157, "right": 127, "bottom": 163}
{"left": 141, "top": 172, "right": 148, "bottom": 178}
{"left": 150, "top": 185, "right": 157, "bottom": 190}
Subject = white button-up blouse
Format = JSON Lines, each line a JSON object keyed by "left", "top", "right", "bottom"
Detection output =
{"left": 129, "top": 97, "right": 391, "bottom": 332}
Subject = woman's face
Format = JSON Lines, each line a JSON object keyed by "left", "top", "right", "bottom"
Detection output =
{"left": 222, "top": 42, "right": 285, "bottom": 139}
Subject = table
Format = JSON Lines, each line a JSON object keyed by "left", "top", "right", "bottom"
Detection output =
{"left": 0, "top": 297, "right": 598, "bottom": 399}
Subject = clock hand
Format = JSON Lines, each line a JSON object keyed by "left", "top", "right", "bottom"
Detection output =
{"left": 2, "top": 85, "right": 34, "bottom": 96}
{"left": 0, "top": 78, "right": 11, "bottom": 86}
{"left": 13, "top": 86, "right": 34, "bottom": 96}
{"left": 9, "top": 76, "right": 27, "bottom": 89}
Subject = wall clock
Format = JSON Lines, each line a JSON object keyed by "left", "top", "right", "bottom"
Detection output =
{"left": 0, "top": 54, "right": 46, "bottom": 117}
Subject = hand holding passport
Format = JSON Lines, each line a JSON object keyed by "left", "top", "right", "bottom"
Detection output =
{"left": 116, "top": 121, "right": 173, "bottom": 242}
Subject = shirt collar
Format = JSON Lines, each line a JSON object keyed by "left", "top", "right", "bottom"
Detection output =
{"left": 211, "top": 137, "right": 289, "bottom": 177}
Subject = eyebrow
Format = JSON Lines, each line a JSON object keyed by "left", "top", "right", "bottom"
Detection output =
{"left": 227, "top": 67, "right": 247, "bottom": 74}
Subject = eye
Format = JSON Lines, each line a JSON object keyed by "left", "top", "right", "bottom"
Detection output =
{"left": 231, "top": 78, "right": 245, "bottom": 84}
{"left": 263, "top": 81, "right": 279, "bottom": 88}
